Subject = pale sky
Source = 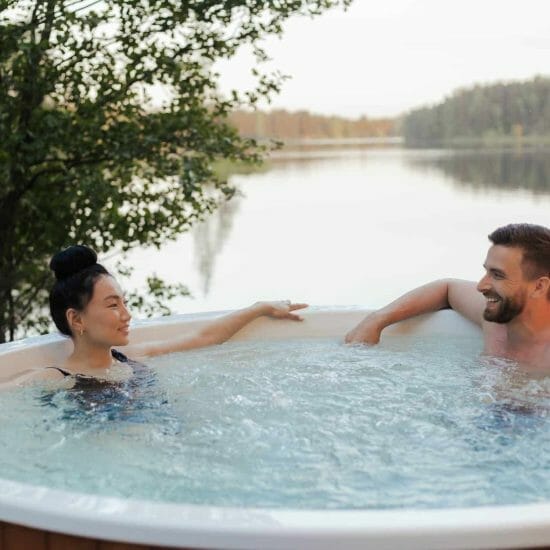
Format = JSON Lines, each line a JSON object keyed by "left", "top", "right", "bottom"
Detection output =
{"left": 217, "top": 0, "right": 550, "bottom": 118}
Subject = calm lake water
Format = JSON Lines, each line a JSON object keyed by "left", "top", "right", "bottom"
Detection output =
{"left": 109, "top": 146, "right": 550, "bottom": 317}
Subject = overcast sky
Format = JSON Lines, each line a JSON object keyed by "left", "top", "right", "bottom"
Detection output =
{"left": 217, "top": 0, "right": 550, "bottom": 119}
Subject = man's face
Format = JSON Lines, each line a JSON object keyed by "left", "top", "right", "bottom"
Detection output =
{"left": 477, "top": 245, "right": 529, "bottom": 323}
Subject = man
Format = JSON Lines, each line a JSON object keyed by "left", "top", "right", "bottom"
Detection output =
{"left": 345, "top": 223, "right": 550, "bottom": 370}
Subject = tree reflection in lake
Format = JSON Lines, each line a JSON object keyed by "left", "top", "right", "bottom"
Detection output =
{"left": 406, "top": 148, "right": 550, "bottom": 195}
{"left": 187, "top": 145, "right": 550, "bottom": 306}
{"left": 192, "top": 190, "right": 243, "bottom": 296}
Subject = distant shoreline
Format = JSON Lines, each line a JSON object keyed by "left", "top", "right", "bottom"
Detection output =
{"left": 256, "top": 135, "right": 550, "bottom": 148}
{"left": 280, "top": 137, "right": 403, "bottom": 146}
{"left": 405, "top": 135, "right": 550, "bottom": 148}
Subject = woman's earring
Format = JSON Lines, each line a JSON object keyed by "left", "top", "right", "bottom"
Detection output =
{"left": 79, "top": 328, "right": 84, "bottom": 337}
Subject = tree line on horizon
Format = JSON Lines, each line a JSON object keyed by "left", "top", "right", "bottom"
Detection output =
{"left": 402, "top": 76, "right": 550, "bottom": 146}
{"left": 229, "top": 76, "right": 550, "bottom": 144}
{"left": 229, "top": 109, "right": 397, "bottom": 140}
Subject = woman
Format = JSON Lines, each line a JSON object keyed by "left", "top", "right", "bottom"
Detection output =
{"left": 3, "top": 245, "right": 307, "bottom": 388}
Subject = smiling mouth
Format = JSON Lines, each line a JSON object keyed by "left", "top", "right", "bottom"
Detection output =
{"left": 485, "top": 295, "right": 500, "bottom": 304}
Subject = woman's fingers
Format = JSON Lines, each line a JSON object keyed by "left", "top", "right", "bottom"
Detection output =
{"left": 287, "top": 312, "right": 304, "bottom": 321}
{"left": 283, "top": 302, "right": 307, "bottom": 320}
{"left": 264, "top": 301, "right": 308, "bottom": 320}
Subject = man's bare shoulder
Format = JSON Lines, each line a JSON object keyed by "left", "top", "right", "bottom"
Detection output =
{"left": 446, "top": 278, "right": 485, "bottom": 327}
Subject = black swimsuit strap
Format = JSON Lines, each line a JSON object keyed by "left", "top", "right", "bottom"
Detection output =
{"left": 111, "top": 349, "right": 129, "bottom": 363}
{"left": 45, "top": 350, "right": 132, "bottom": 379}
{"left": 45, "top": 366, "right": 72, "bottom": 377}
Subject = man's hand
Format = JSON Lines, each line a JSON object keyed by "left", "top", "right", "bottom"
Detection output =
{"left": 345, "top": 313, "right": 384, "bottom": 344}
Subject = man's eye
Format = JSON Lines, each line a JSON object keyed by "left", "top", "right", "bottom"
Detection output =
{"left": 108, "top": 303, "right": 118, "bottom": 308}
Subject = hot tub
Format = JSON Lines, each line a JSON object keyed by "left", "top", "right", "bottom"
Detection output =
{"left": 1, "top": 307, "right": 549, "bottom": 550}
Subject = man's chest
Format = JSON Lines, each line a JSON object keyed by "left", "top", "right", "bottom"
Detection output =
{"left": 483, "top": 326, "right": 508, "bottom": 356}
{"left": 483, "top": 324, "right": 550, "bottom": 369}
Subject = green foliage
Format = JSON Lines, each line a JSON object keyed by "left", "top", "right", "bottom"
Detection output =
{"left": 126, "top": 275, "right": 191, "bottom": 318}
{"left": 114, "top": 260, "right": 191, "bottom": 318}
{"left": 0, "top": 0, "right": 350, "bottom": 342}
{"left": 212, "top": 157, "right": 271, "bottom": 180}
{"left": 403, "top": 76, "right": 550, "bottom": 146}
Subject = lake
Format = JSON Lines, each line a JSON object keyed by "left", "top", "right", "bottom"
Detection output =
{"left": 108, "top": 145, "right": 550, "bottom": 318}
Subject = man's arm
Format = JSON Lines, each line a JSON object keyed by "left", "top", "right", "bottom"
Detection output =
{"left": 345, "top": 279, "right": 484, "bottom": 344}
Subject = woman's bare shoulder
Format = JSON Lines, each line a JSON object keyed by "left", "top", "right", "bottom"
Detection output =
{"left": 33, "top": 368, "right": 67, "bottom": 381}
{"left": 0, "top": 368, "right": 65, "bottom": 390}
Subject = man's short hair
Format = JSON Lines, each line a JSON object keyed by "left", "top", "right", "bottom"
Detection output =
{"left": 489, "top": 223, "right": 550, "bottom": 280}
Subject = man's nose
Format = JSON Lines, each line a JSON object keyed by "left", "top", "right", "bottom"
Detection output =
{"left": 477, "top": 274, "right": 490, "bottom": 293}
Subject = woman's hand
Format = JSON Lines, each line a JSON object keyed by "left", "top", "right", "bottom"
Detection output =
{"left": 254, "top": 301, "right": 308, "bottom": 321}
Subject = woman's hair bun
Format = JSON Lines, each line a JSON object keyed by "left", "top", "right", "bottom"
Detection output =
{"left": 49, "top": 245, "right": 98, "bottom": 281}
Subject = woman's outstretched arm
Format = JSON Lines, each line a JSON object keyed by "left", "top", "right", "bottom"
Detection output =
{"left": 129, "top": 301, "right": 308, "bottom": 358}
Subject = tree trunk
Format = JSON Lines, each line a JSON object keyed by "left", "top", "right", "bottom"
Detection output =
{"left": 0, "top": 300, "right": 6, "bottom": 344}
{"left": 0, "top": 202, "right": 17, "bottom": 343}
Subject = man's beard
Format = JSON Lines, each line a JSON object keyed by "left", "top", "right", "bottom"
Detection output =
{"left": 483, "top": 290, "right": 526, "bottom": 323}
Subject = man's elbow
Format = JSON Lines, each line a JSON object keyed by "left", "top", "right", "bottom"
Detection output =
{"left": 433, "top": 278, "right": 454, "bottom": 310}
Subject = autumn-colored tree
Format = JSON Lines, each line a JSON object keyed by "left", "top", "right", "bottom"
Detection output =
{"left": 230, "top": 109, "right": 396, "bottom": 140}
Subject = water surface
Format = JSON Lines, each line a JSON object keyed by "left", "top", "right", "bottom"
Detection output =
{"left": 1, "top": 335, "right": 549, "bottom": 509}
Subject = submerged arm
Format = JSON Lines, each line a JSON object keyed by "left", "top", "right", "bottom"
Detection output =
{"left": 128, "top": 301, "right": 308, "bottom": 358}
{"left": 345, "top": 278, "right": 484, "bottom": 344}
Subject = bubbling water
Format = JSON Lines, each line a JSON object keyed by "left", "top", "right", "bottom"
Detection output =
{"left": 1, "top": 335, "right": 549, "bottom": 509}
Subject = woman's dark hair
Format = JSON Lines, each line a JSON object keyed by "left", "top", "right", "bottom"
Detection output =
{"left": 49, "top": 245, "right": 110, "bottom": 336}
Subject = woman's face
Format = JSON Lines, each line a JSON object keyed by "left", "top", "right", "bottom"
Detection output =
{"left": 76, "top": 275, "right": 132, "bottom": 347}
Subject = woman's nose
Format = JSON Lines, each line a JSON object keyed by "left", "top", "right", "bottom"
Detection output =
{"left": 122, "top": 304, "right": 132, "bottom": 321}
